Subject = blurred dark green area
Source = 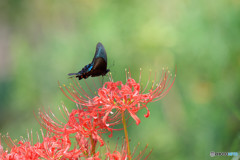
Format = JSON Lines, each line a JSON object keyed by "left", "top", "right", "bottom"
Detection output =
{"left": 0, "top": 0, "right": 240, "bottom": 159}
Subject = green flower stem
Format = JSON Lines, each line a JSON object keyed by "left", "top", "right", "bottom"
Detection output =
{"left": 89, "top": 135, "right": 95, "bottom": 156}
{"left": 122, "top": 111, "right": 131, "bottom": 160}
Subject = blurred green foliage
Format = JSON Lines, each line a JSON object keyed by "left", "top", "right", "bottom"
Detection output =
{"left": 0, "top": 0, "right": 240, "bottom": 159}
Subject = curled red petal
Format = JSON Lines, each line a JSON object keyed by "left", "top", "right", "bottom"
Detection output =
{"left": 128, "top": 110, "right": 141, "bottom": 125}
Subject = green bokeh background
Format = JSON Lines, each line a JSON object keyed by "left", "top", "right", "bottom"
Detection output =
{"left": 0, "top": 0, "right": 240, "bottom": 159}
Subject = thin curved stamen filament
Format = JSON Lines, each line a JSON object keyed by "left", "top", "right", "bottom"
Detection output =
{"left": 83, "top": 79, "right": 94, "bottom": 96}
{"left": 74, "top": 78, "right": 91, "bottom": 99}
{"left": 141, "top": 70, "right": 152, "bottom": 93}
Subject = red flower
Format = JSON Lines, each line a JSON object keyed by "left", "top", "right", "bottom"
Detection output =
{"left": 0, "top": 131, "right": 83, "bottom": 159}
{"left": 38, "top": 105, "right": 120, "bottom": 146}
{"left": 0, "top": 133, "right": 40, "bottom": 160}
{"left": 64, "top": 109, "right": 110, "bottom": 146}
{"left": 1, "top": 142, "right": 40, "bottom": 160}
{"left": 34, "top": 134, "right": 82, "bottom": 159}
{"left": 93, "top": 78, "right": 150, "bottom": 125}
{"left": 105, "top": 139, "right": 152, "bottom": 160}
{"left": 60, "top": 68, "right": 175, "bottom": 125}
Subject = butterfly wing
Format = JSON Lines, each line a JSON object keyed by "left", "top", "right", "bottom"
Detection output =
{"left": 68, "top": 63, "right": 93, "bottom": 80}
{"left": 68, "top": 42, "right": 109, "bottom": 80}
{"left": 90, "top": 42, "right": 109, "bottom": 77}
{"left": 90, "top": 58, "right": 108, "bottom": 77}
{"left": 92, "top": 42, "right": 107, "bottom": 63}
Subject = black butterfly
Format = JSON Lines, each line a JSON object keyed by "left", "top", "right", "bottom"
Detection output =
{"left": 68, "top": 42, "right": 110, "bottom": 80}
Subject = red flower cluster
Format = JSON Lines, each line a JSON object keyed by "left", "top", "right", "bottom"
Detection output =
{"left": 0, "top": 132, "right": 83, "bottom": 159}
{"left": 0, "top": 68, "right": 175, "bottom": 159}
{"left": 61, "top": 68, "right": 175, "bottom": 125}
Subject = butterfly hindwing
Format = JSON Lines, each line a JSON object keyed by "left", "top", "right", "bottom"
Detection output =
{"left": 79, "top": 63, "right": 93, "bottom": 74}
{"left": 90, "top": 57, "right": 108, "bottom": 77}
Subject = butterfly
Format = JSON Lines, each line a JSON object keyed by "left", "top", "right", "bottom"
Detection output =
{"left": 68, "top": 42, "right": 110, "bottom": 80}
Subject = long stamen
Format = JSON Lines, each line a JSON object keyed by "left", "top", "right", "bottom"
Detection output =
{"left": 125, "top": 68, "right": 128, "bottom": 82}
{"left": 139, "top": 68, "right": 142, "bottom": 84}
{"left": 142, "top": 69, "right": 152, "bottom": 93}
{"left": 84, "top": 79, "right": 95, "bottom": 96}
{"left": 71, "top": 78, "right": 90, "bottom": 100}
{"left": 91, "top": 78, "right": 98, "bottom": 95}
{"left": 109, "top": 72, "right": 113, "bottom": 82}
{"left": 75, "top": 78, "right": 91, "bottom": 99}
{"left": 128, "top": 68, "right": 131, "bottom": 78}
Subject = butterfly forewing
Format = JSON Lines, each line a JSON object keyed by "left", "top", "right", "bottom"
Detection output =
{"left": 93, "top": 42, "right": 107, "bottom": 63}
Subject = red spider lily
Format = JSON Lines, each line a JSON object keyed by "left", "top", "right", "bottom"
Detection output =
{"left": 34, "top": 134, "right": 82, "bottom": 159}
{"left": 105, "top": 139, "right": 152, "bottom": 160}
{"left": 93, "top": 78, "right": 149, "bottom": 125}
{"left": 38, "top": 105, "right": 121, "bottom": 147}
{"left": 60, "top": 68, "right": 175, "bottom": 125}
{"left": 0, "top": 141, "right": 40, "bottom": 160}
{"left": 64, "top": 109, "right": 109, "bottom": 146}
{"left": 0, "top": 131, "right": 83, "bottom": 160}
{"left": 0, "top": 133, "right": 40, "bottom": 160}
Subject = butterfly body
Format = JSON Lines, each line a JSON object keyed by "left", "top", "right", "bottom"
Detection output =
{"left": 68, "top": 42, "right": 110, "bottom": 80}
